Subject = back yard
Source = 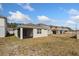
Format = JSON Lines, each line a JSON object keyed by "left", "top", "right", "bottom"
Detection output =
{"left": 0, "top": 33, "right": 79, "bottom": 56}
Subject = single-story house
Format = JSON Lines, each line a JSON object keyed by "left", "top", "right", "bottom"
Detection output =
{"left": 50, "top": 26, "right": 70, "bottom": 34}
{"left": 14, "top": 24, "right": 50, "bottom": 39}
{"left": 7, "top": 28, "right": 15, "bottom": 35}
{"left": 0, "top": 16, "right": 7, "bottom": 37}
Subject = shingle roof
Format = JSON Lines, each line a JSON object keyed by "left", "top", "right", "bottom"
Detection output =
{"left": 17, "top": 24, "right": 50, "bottom": 29}
{"left": 50, "top": 26, "right": 70, "bottom": 30}
{"left": 0, "top": 16, "right": 7, "bottom": 20}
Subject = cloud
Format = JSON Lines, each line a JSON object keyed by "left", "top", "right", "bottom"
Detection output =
{"left": 68, "top": 9, "right": 79, "bottom": 16}
{"left": 64, "top": 20, "right": 76, "bottom": 30}
{"left": 71, "top": 15, "right": 79, "bottom": 23}
{"left": 67, "top": 20, "right": 75, "bottom": 24}
{"left": 65, "top": 9, "right": 79, "bottom": 28}
{"left": 37, "top": 15, "right": 56, "bottom": 24}
{"left": 0, "top": 4, "right": 3, "bottom": 13}
{"left": 37, "top": 15, "right": 56, "bottom": 22}
{"left": 7, "top": 11, "right": 31, "bottom": 24}
{"left": 0, "top": 4, "right": 3, "bottom": 10}
{"left": 65, "top": 20, "right": 75, "bottom": 25}
{"left": 18, "top": 3, "right": 34, "bottom": 11}
{"left": 68, "top": 9, "right": 79, "bottom": 23}
{"left": 37, "top": 16, "right": 51, "bottom": 21}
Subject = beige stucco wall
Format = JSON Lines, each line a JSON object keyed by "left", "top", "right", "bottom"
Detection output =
{"left": 14, "top": 29, "right": 18, "bottom": 38}
{"left": 0, "top": 18, "right": 7, "bottom": 37}
{"left": 48, "top": 30, "right": 52, "bottom": 35}
{"left": 77, "top": 31, "right": 79, "bottom": 39}
{"left": 33, "top": 29, "right": 48, "bottom": 38}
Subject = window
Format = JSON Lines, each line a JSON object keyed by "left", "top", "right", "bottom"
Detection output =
{"left": 37, "top": 29, "right": 41, "bottom": 34}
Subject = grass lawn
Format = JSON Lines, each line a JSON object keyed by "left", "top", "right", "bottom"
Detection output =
{"left": 0, "top": 34, "right": 79, "bottom": 56}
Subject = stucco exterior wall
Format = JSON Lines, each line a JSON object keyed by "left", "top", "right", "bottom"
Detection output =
{"left": 14, "top": 29, "right": 18, "bottom": 38}
{"left": 77, "top": 31, "right": 79, "bottom": 39}
{"left": 48, "top": 30, "right": 52, "bottom": 35}
{"left": 0, "top": 27, "right": 6, "bottom": 37}
{"left": 33, "top": 29, "right": 48, "bottom": 38}
{"left": 0, "top": 18, "right": 7, "bottom": 37}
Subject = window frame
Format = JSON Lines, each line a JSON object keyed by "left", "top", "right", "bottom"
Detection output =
{"left": 37, "top": 29, "right": 42, "bottom": 34}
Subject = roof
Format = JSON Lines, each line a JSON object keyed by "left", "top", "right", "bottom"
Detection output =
{"left": 7, "top": 28, "right": 14, "bottom": 31}
{"left": 0, "top": 16, "right": 7, "bottom": 20}
{"left": 50, "top": 26, "right": 70, "bottom": 30}
{"left": 17, "top": 24, "right": 50, "bottom": 29}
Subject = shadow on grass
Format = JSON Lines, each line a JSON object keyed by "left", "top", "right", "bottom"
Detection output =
{"left": 70, "top": 35, "right": 76, "bottom": 39}
{"left": 6, "top": 32, "right": 14, "bottom": 37}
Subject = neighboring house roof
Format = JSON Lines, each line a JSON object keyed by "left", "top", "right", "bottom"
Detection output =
{"left": 50, "top": 26, "right": 70, "bottom": 31}
{"left": 0, "top": 16, "right": 7, "bottom": 28}
{"left": 0, "top": 16, "right": 7, "bottom": 25}
{"left": 0, "top": 16, "right": 7, "bottom": 20}
{"left": 17, "top": 23, "right": 50, "bottom": 29}
{"left": 7, "top": 28, "right": 14, "bottom": 31}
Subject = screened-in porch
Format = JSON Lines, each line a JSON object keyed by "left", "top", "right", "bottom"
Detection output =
{"left": 17, "top": 28, "right": 33, "bottom": 39}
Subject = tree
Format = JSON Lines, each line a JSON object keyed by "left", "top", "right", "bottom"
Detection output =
{"left": 7, "top": 23, "right": 17, "bottom": 29}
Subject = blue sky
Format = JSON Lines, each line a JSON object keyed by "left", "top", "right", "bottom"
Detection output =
{"left": 1, "top": 3, "right": 79, "bottom": 29}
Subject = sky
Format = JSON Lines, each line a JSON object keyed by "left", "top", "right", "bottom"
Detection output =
{"left": 0, "top": 3, "right": 79, "bottom": 29}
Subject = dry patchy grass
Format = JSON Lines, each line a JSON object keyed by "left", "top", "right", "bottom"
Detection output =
{"left": 0, "top": 34, "right": 79, "bottom": 56}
